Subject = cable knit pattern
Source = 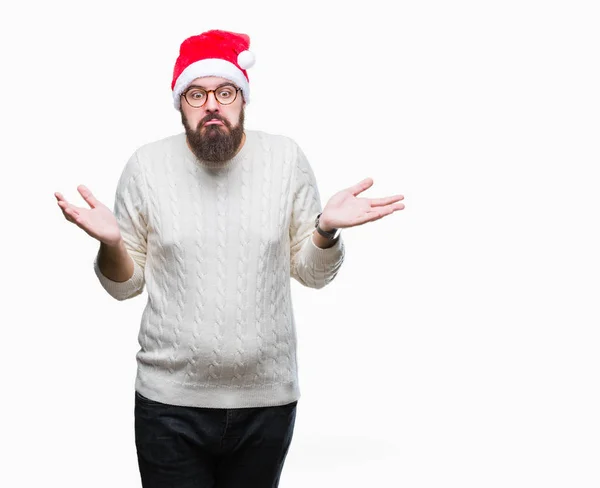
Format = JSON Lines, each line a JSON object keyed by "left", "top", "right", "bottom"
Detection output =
{"left": 93, "top": 130, "right": 345, "bottom": 408}
{"left": 272, "top": 141, "right": 294, "bottom": 384}
{"left": 141, "top": 154, "right": 168, "bottom": 367}
{"left": 256, "top": 134, "right": 273, "bottom": 388}
{"left": 232, "top": 156, "right": 252, "bottom": 386}
{"left": 211, "top": 166, "right": 229, "bottom": 384}
{"left": 165, "top": 153, "right": 186, "bottom": 374}
{"left": 185, "top": 161, "right": 206, "bottom": 384}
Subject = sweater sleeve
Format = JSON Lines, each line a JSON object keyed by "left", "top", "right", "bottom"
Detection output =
{"left": 93, "top": 151, "right": 148, "bottom": 301}
{"left": 289, "top": 143, "right": 345, "bottom": 289}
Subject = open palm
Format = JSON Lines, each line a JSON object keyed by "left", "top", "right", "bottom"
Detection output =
{"left": 55, "top": 185, "right": 122, "bottom": 246}
{"left": 320, "top": 178, "right": 404, "bottom": 230}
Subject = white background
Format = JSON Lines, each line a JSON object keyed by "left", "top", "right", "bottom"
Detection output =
{"left": 1, "top": 0, "right": 599, "bottom": 486}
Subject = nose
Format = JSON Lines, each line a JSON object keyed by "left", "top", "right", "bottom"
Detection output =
{"left": 204, "top": 91, "right": 220, "bottom": 112}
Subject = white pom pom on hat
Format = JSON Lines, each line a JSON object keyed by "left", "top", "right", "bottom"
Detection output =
{"left": 237, "top": 50, "right": 255, "bottom": 70}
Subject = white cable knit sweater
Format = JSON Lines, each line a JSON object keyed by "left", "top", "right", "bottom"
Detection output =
{"left": 93, "top": 130, "right": 345, "bottom": 408}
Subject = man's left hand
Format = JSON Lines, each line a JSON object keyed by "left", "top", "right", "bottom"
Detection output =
{"left": 319, "top": 178, "right": 404, "bottom": 231}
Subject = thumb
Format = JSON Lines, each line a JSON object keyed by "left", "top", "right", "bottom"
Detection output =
{"left": 348, "top": 177, "right": 373, "bottom": 196}
{"left": 77, "top": 184, "right": 100, "bottom": 208}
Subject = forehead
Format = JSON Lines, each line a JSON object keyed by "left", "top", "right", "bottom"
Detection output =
{"left": 189, "top": 76, "right": 236, "bottom": 89}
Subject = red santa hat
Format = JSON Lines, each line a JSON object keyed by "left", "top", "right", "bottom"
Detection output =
{"left": 171, "top": 29, "right": 255, "bottom": 110}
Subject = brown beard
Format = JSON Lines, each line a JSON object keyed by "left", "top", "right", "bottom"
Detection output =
{"left": 182, "top": 109, "right": 245, "bottom": 164}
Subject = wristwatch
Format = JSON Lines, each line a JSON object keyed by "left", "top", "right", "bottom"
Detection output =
{"left": 314, "top": 212, "right": 341, "bottom": 240}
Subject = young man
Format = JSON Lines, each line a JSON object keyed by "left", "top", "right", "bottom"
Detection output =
{"left": 55, "top": 29, "right": 404, "bottom": 488}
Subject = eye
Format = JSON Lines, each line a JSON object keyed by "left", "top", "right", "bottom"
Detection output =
{"left": 219, "top": 88, "right": 234, "bottom": 98}
{"left": 189, "top": 90, "right": 205, "bottom": 100}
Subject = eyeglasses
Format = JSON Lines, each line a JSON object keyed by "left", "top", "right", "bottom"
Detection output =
{"left": 182, "top": 84, "right": 241, "bottom": 108}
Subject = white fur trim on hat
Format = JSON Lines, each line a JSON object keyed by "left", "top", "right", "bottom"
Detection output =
{"left": 172, "top": 58, "right": 250, "bottom": 110}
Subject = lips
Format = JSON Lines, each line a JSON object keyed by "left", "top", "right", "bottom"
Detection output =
{"left": 204, "top": 119, "right": 224, "bottom": 126}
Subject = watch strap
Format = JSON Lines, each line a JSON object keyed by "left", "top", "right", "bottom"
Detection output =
{"left": 315, "top": 213, "right": 340, "bottom": 239}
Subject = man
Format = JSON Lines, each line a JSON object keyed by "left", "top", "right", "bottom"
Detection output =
{"left": 55, "top": 29, "right": 404, "bottom": 488}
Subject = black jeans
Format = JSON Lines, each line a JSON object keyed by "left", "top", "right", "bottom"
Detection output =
{"left": 134, "top": 391, "right": 298, "bottom": 488}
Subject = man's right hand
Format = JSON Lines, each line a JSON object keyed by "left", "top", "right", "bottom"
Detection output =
{"left": 55, "top": 185, "right": 122, "bottom": 247}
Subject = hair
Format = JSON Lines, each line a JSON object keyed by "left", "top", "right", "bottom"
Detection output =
{"left": 181, "top": 107, "right": 245, "bottom": 165}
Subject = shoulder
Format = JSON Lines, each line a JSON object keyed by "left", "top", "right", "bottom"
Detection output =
{"left": 248, "top": 129, "right": 300, "bottom": 154}
{"left": 247, "top": 131, "right": 309, "bottom": 176}
{"left": 124, "top": 133, "right": 188, "bottom": 181}
{"left": 134, "top": 133, "right": 187, "bottom": 162}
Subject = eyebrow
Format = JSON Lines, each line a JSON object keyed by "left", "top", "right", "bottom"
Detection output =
{"left": 185, "top": 82, "right": 238, "bottom": 91}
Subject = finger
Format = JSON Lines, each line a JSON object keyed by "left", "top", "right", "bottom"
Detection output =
{"left": 351, "top": 209, "right": 386, "bottom": 226}
{"left": 353, "top": 204, "right": 403, "bottom": 226}
{"left": 60, "top": 206, "right": 77, "bottom": 224}
{"left": 54, "top": 192, "right": 69, "bottom": 203}
{"left": 58, "top": 201, "right": 80, "bottom": 219}
{"left": 369, "top": 194, "right": 404, "bottom": 207}
{"left": 376, "top": 203, "right": 405, "bottom": 214}
{"left": 66, "top": 207, "right": 87, "bottom": 228}
{"left": 57, "top": 200, "right": 79, "bottom": 214}
{"left": 77, "top": 184, "right": 99, "bottom": 209}
{"left": 357, "top": 214, "right": 383, "bottom": 225}
{"left": 58, "top": 197, "right": 87, "bottom": 214}
{"left": 347, "top": 178, "right": 374, "bottom": 196}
